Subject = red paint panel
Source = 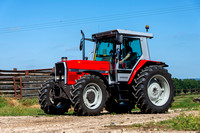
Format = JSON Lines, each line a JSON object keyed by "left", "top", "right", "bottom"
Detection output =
{"left": 65, "top": 60, "right": 110, "bottom": 85}
{"left": 68, "top": 72, "right": 85, "bottom": 85}
{"left": 66, "top": 60, "right": 109, "bottom": 70}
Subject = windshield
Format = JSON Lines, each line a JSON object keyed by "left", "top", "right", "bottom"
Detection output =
{"left": 94, "top": 38, "right": 116, "bottom": 62}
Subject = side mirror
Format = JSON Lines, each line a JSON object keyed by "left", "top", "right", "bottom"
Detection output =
{"left": 80, "top": 38, "right": 84, "bottom": 50}
{"left": 80, "top": 30, "right": 86, "bottom": 60}
{"left": 115, "top": 34, "right": 123, "bottom": 44}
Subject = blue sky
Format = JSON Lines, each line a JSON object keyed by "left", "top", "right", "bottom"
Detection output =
{"left": 0, "top": 0, "right": 199, "bottom": 79}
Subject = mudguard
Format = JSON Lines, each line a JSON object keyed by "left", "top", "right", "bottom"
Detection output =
{"left": 128, "top": 60, "right": 168, "bottom": 84}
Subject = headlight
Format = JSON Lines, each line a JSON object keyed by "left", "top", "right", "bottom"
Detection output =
{"left": 56, "top": 75, "right": 64, "bottom": 80}
{"left": 56, "top": 76, "right": 60, "bottom": 80}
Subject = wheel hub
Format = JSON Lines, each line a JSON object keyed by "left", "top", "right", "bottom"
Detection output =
{"left": 86, "top": 91, "right": 95, "bottom": 103}
{"left": 152, "top": 88, "right": 158, "bottom": 96}
{"left": 148, "top": 83, "right": 162, "bottom": 99}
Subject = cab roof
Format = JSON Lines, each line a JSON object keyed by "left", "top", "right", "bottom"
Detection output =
{"left": 92, "top": 29, "right": 153, "bottom": 39}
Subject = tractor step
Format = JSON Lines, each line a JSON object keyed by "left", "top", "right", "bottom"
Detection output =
{"left": 118, "top": 89, "right": 130, "bottom": 100}
{"left": 119, "top": 99, "right": 129, "bottom": 102}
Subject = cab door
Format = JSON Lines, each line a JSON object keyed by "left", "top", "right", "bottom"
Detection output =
{"left": 117, "top": 37, "right": 143, "bottom": 82}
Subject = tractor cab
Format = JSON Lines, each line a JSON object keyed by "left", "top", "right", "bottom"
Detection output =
{"left": 81, "top": 29, "right": 153, "bottom": 83}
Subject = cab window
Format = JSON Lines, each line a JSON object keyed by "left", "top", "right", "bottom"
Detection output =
{"left": 120, "top": 38, "right": 142, "bottom": 69}
{"left": 95, "top": 38, "right": 116, "bottom": 62}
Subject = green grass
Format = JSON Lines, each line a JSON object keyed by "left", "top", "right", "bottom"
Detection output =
{"left": 0, "top": 97, "right": 44, "bottom": 116}
{"left": 132, "top": 113, "right": 200, "bottom": 131}
{"left": 129, "top": 94, "right": 200, "bottom": 131}
{"left": 158, "top": 113, "right": 200, "bottom": 131}
{"left": 130, "top": 94, "right": 200, "bottom": 112}
{"left": 0, "top": 97, "right": 8, "bottom": 108}
{"left": 171, "top": 94, "right": 200, "bottom": 110}
{"left": 0, "top": 106, "right": 44, "bottom": 116}
{"left": 18, "top": 98, "right": 39, "bottom": 106}
{"left": 0, "top": 97, "right": 74, "bottom": 116}
{"left": 0, "top": 94, "right": 199, "bottom": 116}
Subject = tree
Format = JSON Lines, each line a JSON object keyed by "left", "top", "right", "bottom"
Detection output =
{"left": 173, "top": 78, "right": 200, "bottom": 94}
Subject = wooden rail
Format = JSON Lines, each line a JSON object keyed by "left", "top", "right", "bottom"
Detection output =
{"left": 0, "top": 68, "right": 54, "bottom": 98}
{"left": 1, "top": 68, "right": 198, "bottom": 98}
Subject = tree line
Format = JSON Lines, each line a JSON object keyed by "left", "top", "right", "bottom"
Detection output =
{"left": 173, "top": 78, "right": 200, "bottom": 94}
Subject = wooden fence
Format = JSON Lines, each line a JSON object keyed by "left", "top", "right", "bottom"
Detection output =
{"left": 0, "top": 68, "right": 54, "bottom": 98}
{"left": 1, "top": 68, "right": 199, "bottom": 98}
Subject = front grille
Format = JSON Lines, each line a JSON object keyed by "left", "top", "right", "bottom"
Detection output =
{"left": 56, "top": 63, "right": 64, "bottom": 76}
{"left": 55, "top": 62, "right": 66, "bottom": 83}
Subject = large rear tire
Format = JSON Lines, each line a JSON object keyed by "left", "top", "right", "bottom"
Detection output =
{"left": 39, "top": 79, "right": 70, "bottom": 115}
{"left": 70, "top": 75, "right": 107, "bottom": 116}
{"left": 133, "top": 65, "right": 174, "bottom": 113}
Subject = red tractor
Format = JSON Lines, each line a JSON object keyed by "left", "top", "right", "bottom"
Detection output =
{"left": 39, "top": 28, "right": 174, "bottom": 115}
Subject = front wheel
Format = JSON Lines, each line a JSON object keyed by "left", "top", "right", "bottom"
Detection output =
{"left": 70, "top": 75, "right": 107, "bottom": 116}
{"left": 39, "top": 79, "right": 70, "bottom": 115}
{"left": 133, "top": 65, "right": 174, "bottom": 113}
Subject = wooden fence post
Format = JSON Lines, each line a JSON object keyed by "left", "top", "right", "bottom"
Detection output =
{"left": 20, "top": 76, "right": 23, "bottom": 99}
{"left": 13, "top": 77, "right": 17, "bottom": 97}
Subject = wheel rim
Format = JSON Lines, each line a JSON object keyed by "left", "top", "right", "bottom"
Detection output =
{"left": 147, "top": 75, "right": 170, "bottom": 106}
{"left": 83, "top": 83, "right": 103, "bottom": 109}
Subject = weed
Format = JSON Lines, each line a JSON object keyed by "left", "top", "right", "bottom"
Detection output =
{"left": 158, "top": 113, "right": 200, "bottom": 131}
{"left": 110, "top": 112, "right": 117, "bottom": 115}
{"left": 131, "top": 113, "right": 200, "bottom": 131}
{"left": 131, "top": 124, "right": 142, "bottom": 128}
{"left": 19, "top": 98, "right": 38, "bottom": 106}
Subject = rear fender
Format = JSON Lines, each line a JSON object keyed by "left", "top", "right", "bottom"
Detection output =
{"left": 128, "top": 60, "right": 168, "bottom": 84}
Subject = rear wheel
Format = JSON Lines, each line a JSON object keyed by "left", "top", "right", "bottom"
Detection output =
{"left": 39, "top": 79, "right": 70, "bottom": 115}
{"left": 133, "top": 65, "right": 174, "bottom": 113}
{"left": 70, "top": 75, "right": 107, "bottom": 116}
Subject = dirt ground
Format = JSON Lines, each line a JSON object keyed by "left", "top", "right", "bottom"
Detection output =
{"left": 0, "top": 110, "right": 198, "bottom": 133}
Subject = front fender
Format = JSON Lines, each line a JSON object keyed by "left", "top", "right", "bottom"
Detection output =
{"left": 83, "top": 71, "right": 109, "bottom": 88}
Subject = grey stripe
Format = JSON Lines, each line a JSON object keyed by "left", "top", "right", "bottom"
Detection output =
{"left": 69, "top": 69, "right": 108, "bottom": 74}
{"left": 64, "top": 62, "right": 67, "bottom": 84}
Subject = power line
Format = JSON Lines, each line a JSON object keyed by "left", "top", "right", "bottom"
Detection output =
{"left": 1, "top": 5, "right": 198, "bottom": 31}
{"left": 0, "top": 4, "right": 198, "bottom": 30}
{"left": 0, "top": 4, "right": 199, "bottom": 34}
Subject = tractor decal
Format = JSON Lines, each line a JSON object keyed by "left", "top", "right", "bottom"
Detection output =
{"left": 69, "top": 69, "right": 109, "bottom": 74}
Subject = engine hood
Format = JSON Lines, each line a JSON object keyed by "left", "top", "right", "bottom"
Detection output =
{"left": 63, "top": 60, "right": 110, "bottom": 72}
